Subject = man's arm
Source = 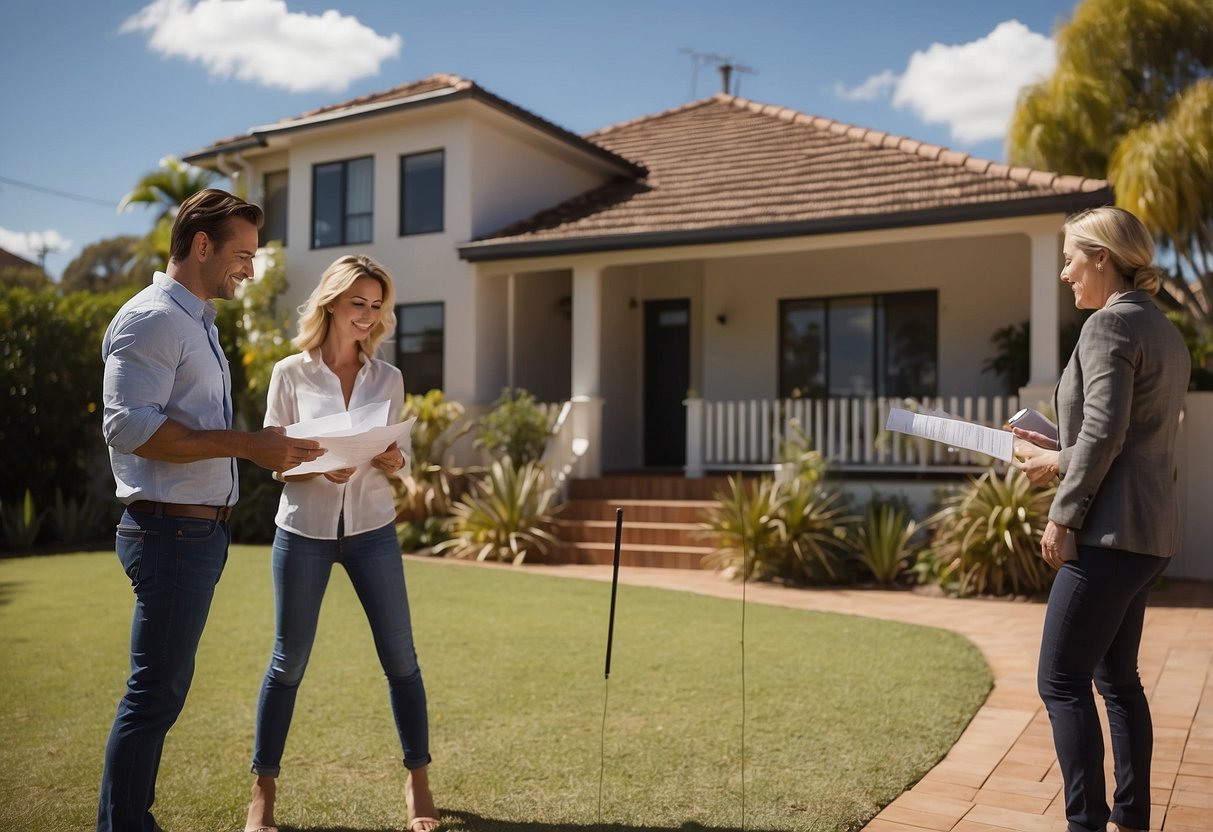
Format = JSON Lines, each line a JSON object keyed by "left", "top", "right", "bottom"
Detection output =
{"left": 134, "top": 420, "right": 323, "bottom": 472}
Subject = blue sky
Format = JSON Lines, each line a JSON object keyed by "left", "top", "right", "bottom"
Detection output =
{"left": 0, "top": 0, "right": 1081, "bottom": 278}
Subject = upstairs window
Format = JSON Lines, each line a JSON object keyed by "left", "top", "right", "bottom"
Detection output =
{"left": 400, "top": 150, "right": 444, "bottom": 236}
{"left": 260, "top": 169, "right": 288, "bottom": 247}
{"left": 396, "top": 302, "right": 444, "bottom": 394}
{"left": 312, "top": 156, "right": 372, "bottom": 248}
{"left": 779, "top": 290, "right": 937, "bottom": 399}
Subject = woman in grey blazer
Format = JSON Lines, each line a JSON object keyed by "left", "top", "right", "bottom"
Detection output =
{"left": 1013, "top": 206, "right": 1189, "bottom": 832}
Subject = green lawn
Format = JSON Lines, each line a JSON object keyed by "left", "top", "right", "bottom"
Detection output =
{"left": 0, "top": 548, "right": 991, "bottom": 832}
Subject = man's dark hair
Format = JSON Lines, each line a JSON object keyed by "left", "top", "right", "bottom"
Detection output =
{"left": 168, "top": 188, "right": 264, "bottom": 264}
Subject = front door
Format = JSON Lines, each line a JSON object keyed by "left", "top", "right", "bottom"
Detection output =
{"left": 644, "top": 299, "right": 690, "bottom": 467}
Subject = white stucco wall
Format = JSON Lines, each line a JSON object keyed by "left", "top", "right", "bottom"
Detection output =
{"left": 692, "top": 233, "right": 1035, "bottom": 401}
{"left": 468, "top": 114, "right": 614, "bottom": 239}
{"left": 510, "top": 269, "right": 572, "bottom": 403}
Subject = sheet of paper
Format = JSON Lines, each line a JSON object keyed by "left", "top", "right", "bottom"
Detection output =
{"left": 284, "top": 400, "right": 391, "bottom": 439}
{"left": 884, "top": 408, "right": 1014, "bottom": 462}
{"left": 288, "top": 416, "right": 416, "bottom": 476}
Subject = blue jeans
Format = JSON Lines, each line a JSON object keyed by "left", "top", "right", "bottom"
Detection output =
{"left": 251, "top": 521, "right": 429, "bottom": 775}
{"left": 97, "top": 510, "right": 229, "bottom": 832}
{"left": 1038, "top": 544, "right": 1168, "bottom": 832}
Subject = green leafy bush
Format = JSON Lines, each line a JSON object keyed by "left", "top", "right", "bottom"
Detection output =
{"left": 474, "top": 388, "right": 554, "bottom": 466}
{"left": 701, "top": 475, "right": 856, "bottom": 584}
{"left": 433, "top": 458, "right": 559, "bottom": 564}
{"left": 401, "top": 389, "right": 472, "bottom": 476}
{"left": 923, "top": 468, "right": 1056, "bottom": 597}
{"left": 0, "top": 285, "right": 135, "bottom": 509}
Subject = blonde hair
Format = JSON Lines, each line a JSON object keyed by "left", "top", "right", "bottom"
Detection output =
{"left": 1064, "top": 206, "right": 1164, "bottom": 295}
{"left": 294, "top": 255, "right": 397, "bottom": 356}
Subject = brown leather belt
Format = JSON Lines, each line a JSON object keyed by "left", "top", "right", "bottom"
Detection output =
{"left": 127, "top": 500, "right": 232, "bottom": 522}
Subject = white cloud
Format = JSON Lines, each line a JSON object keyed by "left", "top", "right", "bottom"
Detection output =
{"left": 892, "top": 20, "right": 1056, "bottom": 144}
{"left": 830, "top": 21, "right": 1055, "bottom": 145}
{"left": 122, "top": 0, "right": 402, "bottom": 94}
{"left": 833, "top": 70, "right": 899, "bottom": 102}
{"left": 0, "top": 228, "right": 72, "bottom": 264}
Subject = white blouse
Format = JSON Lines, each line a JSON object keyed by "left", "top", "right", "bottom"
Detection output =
{"left": 265, "top": 349, "right": 405, "bottom": 539}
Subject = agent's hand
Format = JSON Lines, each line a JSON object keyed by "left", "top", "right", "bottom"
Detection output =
{"left": 323, "top": 467, "right": 356, "bottom": 484}
{"left": 1010, "top": 425, "right": 1059, "bottom": 451}
{"left": 1011, "top": 436, "right": 1060, "bottom": 486}
{"left": 248, "top": 426, "right": 324, "bottom": 472}
{"left": 371, "top": 442, "right": 406, "bottom": 476}
{"left": 1040, "top": 519, "right": 1071, "bottom": 570}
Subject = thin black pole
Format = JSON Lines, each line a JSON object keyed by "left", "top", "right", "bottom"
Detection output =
{"left": 598, "top": 508, "right": 624, "bottom": 826}
{"left": 604, "top": 507, "right": 623, "bottom": 679}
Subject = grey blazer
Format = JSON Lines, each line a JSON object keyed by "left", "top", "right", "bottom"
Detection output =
{"left": 1052, "top": 291, "right": 1190, "bottom": 556}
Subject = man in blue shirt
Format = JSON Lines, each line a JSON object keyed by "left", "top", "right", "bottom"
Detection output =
{"left": 97, "top": 188, "right": 324, "bottom": 832}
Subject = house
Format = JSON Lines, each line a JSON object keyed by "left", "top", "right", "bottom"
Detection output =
{"left": 183, "top": 74, "right": 1211, "bottom": 577}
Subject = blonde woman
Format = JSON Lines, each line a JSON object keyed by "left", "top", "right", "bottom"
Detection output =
{"left": 244, "top": 255, "right": 438, "bottom": 832}
{"left": 1013, "top": 206, "right": 1189, "bottom": 832}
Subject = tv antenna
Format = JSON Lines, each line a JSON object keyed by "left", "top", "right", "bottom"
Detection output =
{"left": 678, "top": 49, "right": 757, "bottom": 98}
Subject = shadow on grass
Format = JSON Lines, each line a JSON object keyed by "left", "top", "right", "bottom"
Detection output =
{"left": 0, "top": 581, "right": 20, "bottom": 606}
{"left": 292, "top": 811, "right": 783, "bottom": 832}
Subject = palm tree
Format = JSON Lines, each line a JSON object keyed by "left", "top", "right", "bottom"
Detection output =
{"left": 1007, "top": 0, "right": 1213, "bottom": 332}
{"left": 119, "top": 156, "right": 219, "bottom": 271}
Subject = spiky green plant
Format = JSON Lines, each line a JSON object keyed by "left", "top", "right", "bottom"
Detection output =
{"left": 853, "top": 501, "right": 922, "bottom": 585}
{"left": 926, "top": 468, "right": 1056, "bottom": 597}
{"left": 1, "top": 490, "right": 44, "bottom": 551}
{"left": 433, "top": 457, "right": 558, "bottom": 565}
{"left": 700, "top": 475, "right": 856, "bottom": 584}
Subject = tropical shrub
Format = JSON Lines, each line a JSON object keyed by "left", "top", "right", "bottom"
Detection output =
{"left": 49, "top": 488, "right": 111, "bottom": 547}
{"left": 433, "top": 458, "right": 559, "bottom": 564}
{"left": 401, "top": 389, "right": 472, "bottom": 476}
{"left": 852, "top": 496, "right": 923, "bottom": 585}
{"left": 1, "top": 490, "right": 45, "bottom": 552}
{"left": 923, "top": 468, "right": 1056, "bottom": 597}
{"left": 777, "top": 417, "right": 827, "bottom": 484}
{"left": 474, "top": 388, "right": 554, "bottom": 466}
{"left": 701, "top": 474, "right": 856, "bottom": 584}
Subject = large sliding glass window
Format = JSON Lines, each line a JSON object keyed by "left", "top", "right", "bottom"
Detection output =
{"left": 779, "top": 291, "right": 937, "bottom": 399}
{"left": 395, "top": 302, "right": 444, "bottom": 394}
{"left": 400, "top": 150, "right": 444, "bottom": 236}
{"left": 312, "top": 156, "right": 373, "bottom": 248}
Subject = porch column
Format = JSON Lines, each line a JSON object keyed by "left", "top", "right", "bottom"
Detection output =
{"left": 1020, "top": 229, "right": 1061, "bottom": 410}
{"left": 506, "top": 273, "right": 516, "bottom": 389}
{"left": 685, "top": 397, "right": 705, "bottom": 478}
{"left": 571, "top": 265, "right": 603, "bottom": 476}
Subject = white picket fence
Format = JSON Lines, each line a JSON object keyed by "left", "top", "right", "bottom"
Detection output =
{"left": 685, "top": 395, "right": 1021, "bottom": 475}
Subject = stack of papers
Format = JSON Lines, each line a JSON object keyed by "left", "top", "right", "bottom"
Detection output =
{"left": 284, "top": 400, "right": 415, "bottom": 475}
{"left": 884, "top": 408, "right": 1013, "bottom": 462}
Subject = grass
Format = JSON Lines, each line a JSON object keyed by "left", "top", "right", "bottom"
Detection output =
{"left": 0, "top": 548, "right": 991, "bottom": 832}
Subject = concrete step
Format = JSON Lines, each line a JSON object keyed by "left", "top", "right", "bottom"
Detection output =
{"left": 558, "top": 498, "right": 715, "bottom": 524}
{"left": 551, "top": 518, "right": 705, "bottom": 546}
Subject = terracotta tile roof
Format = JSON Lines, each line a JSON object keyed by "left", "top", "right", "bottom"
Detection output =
{"left": 461, "top": 94, "right": 1110, "bottom": 259}
{"left": 183, "top": 74, "right": 642, "bottom": 176}
{"left": 0, "top": 246, "right": 42, "bottom": 271}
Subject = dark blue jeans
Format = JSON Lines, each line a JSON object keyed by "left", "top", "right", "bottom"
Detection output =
{"left": 1038, "top": 544, "right": 1168, "bottom": 832}
{"left": 97, "top": 510, "right": 229, "bottom": 832}
{"left": 251, "top": 522, "right": 429, "bottom": 775}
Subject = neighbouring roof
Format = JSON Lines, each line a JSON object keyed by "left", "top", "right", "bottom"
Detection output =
{"left": 0, "top": 246, "right": 42, "bottom": 271}
{"left": 459, "top": 94, "right": 1111, "bottom": 261}
{"left": 182, "top": 73, "right": 644, "bottom": 178}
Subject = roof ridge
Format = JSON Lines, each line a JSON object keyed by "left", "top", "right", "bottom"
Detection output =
{"left": 714, "top": 93, "right": 1108, "bottom": 194}
{"left": 294, "top": 73, "right": 471, "bottom": 121}
{"left": 587, "top": 96, "right": 720, "bottom": 139}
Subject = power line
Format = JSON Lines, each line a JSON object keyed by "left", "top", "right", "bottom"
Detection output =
{"left": 0, "top": 175, "right": 116, "bottom": 208}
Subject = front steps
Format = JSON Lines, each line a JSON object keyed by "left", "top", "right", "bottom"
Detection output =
{"left": 548, "top": 475, "right": 735, "bottom": 569}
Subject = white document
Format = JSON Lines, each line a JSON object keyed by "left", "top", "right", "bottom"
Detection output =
{"left": 884, "top": 407, "right": 1014, "bottom": 462}
{"left": 284, "top": 400, "right": 415, "bottom": 475}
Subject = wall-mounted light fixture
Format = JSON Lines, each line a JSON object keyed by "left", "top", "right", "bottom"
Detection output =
{"left": 715, "top": 312, "right": 728, "bottom": 325}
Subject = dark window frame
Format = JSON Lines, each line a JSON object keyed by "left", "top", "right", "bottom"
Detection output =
{"left": 395, "top": 301, "right": 445, "bottom": 394}
{"left": 311, "top": 155, "right": 373, "bottom": 249}
{"left": 778, "top": 290, "right": 938, "bottom": 399}
{"left": 399, "top": 149, "right": 445, "bottom": 236}
{"left": 260, "top": 169, "right": 289, "bottom": 247}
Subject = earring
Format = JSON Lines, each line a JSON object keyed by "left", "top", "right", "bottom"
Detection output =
{"left": 1097, "top": 263, "right": 1103, "bottom": 272}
